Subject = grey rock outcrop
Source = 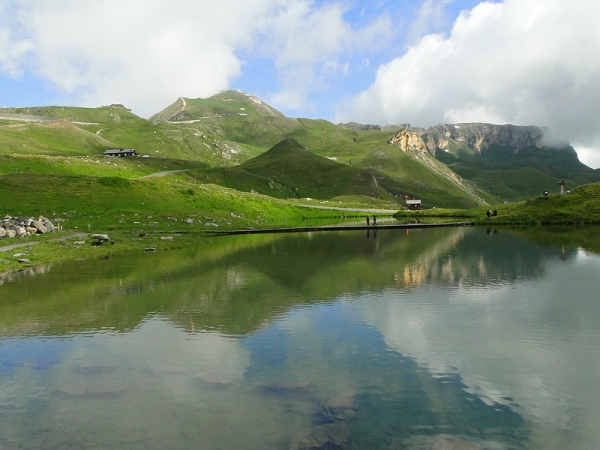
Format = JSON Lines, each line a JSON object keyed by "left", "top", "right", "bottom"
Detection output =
{"left": 422, "top": 123, "right": 545, "bottom": 153}
{"left": 388, "top": 123, "right": 555, "bottom": 157}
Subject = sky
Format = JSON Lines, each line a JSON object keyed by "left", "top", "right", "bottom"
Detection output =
{"left": 1, "top": 0, "right": 600, "bottom": 167}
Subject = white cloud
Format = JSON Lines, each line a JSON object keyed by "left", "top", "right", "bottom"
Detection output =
{"left": 255, "top": 1, "right": 393, "bottom": 112}
{"left": 0, "top": 0, "right": 284, "bottom": 117}
{"left": 573, "top": 144, "right": 600, "bottom": 169}
{"left": 342, "top": 0, "right": 600, "bottom": 160}
{"left": 0, "top": 0, "right": 393, "bottom": 118}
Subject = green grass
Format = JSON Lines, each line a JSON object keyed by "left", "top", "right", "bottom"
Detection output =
{"left": 0, "top": 171, "right": 350, "bottom": 229}
{"left": 395, "top": 181, "right": 600, "bottom": 226}
{"left": 0, "top": 154, "right": 211, "bottom": 178}
{"left": 438, "top": 144, "right": 600, "bottom": 202}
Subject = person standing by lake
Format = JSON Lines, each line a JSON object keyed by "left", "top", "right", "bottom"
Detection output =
{"left": 373, "top": 215, "right": 377, "bottom": 226}
{"left": 366, "top": 216, "right": 370, "bottom": 226}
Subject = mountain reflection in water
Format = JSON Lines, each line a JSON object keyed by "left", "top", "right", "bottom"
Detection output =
{"left": 1, "top": 227, "right": 599, "bottom": 449}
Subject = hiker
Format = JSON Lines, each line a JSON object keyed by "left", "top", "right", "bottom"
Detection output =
{"left": 366, "top": 216, "right": 370, "bottom": 226}
{"left": 373, "top": 215, "right": 377, "bottom": 226}
{"left": 492, "top": 209, "right": 497, "bottom": 216}
{"left": 486, "top": 210, "right": 491, "bottom": 218}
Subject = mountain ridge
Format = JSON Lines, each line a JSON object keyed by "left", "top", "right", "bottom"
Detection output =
{"left": 3, "top": 90, "right": 599, "bottom": 205}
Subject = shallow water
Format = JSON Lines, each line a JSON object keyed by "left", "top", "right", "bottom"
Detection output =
{"left": 1, "top": 227, "right": 599, "bottom": 449}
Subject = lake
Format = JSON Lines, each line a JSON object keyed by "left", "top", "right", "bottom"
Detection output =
{"left": 1, "top": 226, "right": 599, "bottom": 449}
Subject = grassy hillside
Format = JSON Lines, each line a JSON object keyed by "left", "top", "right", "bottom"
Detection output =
{"left": 395, "top": 180, "right": 600, "bottom": 226}
{"left": 0, "top": 96, "right": 494, "bottom": 208}
{"left": 0, "top": 154, "right": 210, "bottom": 178}
{"left": 436, "top": 144, "right": 600, "bottom": 201}
{"left": 0, "top": 105, "right": 261, "bottom": 166}
{"left": 0, "top": 119, "right": 113, "bottom": 156}
{"left": 0, "top": 172, "right": 342, "bottom": 231}
{"left": 189, "top": 138, "right": 387, "bottom": 201}
{"left": 10, "top": 92, "right": 586, "bottom": 209}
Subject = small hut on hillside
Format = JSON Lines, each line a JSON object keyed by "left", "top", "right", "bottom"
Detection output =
{"left": 103, "top": 148, "right": 138, "bottom": 157}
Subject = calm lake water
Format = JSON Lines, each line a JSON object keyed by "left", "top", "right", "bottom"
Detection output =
{"left": 1, "top": 227, "right": 599, "bottom": 449}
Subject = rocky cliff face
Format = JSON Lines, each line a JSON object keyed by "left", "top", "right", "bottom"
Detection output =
{"left": 387, "top": 129, "right": 429, "bottom": 153}
{"left": 388, "top": 123, "right": 548, "bottom": 156}
{"left": 426, "top": 123, "right": 544, "bottom": 154}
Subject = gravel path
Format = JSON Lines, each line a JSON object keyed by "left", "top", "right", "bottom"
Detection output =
{"left": 297, "top": 204, "right": 399, "bottom": 214}
{"left": 143, "top": 169, "right": 189, "bottom": 178}
{"left": 0, "top": 233, "right": 88, "bottom": 253}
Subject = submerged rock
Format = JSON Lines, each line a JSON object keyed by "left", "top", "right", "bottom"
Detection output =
{"left": 57, "top": 379, "right": 125, "bottom": 400}
{"left": 142, "top": 365, "right": 187, "bottom": 377}
{"left": 254, "top": 382, "right": 318, "bottom": 404}
{"left": 430, "top": 437, "right": 482, "bottom": 450}
{"left": 324, "top": 389, "right": 356, "bottom": 419}
{"left": 196, "top": 370, "right": 235, "bottom": 386}
{"left": 74, "top": 364, "right": 119, "bottom": 375}
{"left": 289, "top": 423, "right": 351, "bottom": 450}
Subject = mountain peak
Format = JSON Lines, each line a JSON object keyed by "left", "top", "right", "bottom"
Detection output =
{"left": 150, "top": 90, "right": 284, "bottom": 123}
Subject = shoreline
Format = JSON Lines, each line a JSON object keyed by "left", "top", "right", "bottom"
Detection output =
{"left": 0, "top": 221, "right": 473, "bottom": 275}
{"left": 208, "top": 221, "right": 474, "bottom": 236}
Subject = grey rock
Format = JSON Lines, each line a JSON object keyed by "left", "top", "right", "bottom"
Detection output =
{"left": 31, "top": 220, "right": 47, "bottom": 234}
{"left": 57, "top": 380, "right": 125, "bottom": 400}
{"left": 91, "top": 234, "right": 114, "bottom": 245}
{"left": 18, "top": 259, "right": 31, "bottom": 264}
{"left": 289, "top": 423, "right": 351, "bottom": 450}
{"left": 430, "top": 437, "right": 482, "bottom": 450}
{"left": 15, "top": 226, "right": 27, "bottom": 237}
{"left": 0, "top": 227, "right": 5, "bottom": 238}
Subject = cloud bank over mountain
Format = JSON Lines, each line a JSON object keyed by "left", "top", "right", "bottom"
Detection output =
{"left": 341, "top": 0, "right": 600, "bottom": 163}
{"left": 0, "top": 0, "right": 391, "bottom": 118}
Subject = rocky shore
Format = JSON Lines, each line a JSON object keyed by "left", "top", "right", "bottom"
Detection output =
{"left": 0, "top": 215, "right": 57, "bottom": 238}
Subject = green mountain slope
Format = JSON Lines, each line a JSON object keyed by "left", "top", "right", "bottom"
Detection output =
{"left": 409, "top": 123, "right": 600, "bottom": 201}
{"left": 208, "top": 138, "right": 386, "bottom": 200}
{"left": 190, "top": 138, "right": 489, "bottom": 208}
{"left": 8, "top": 91, "right": 592, "bottom": 209}
{"left": 0, "top": 104, "right": 261, "bottom": 166}
{"left": 152, "top": 93, "right": 491, "bottom": 207}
